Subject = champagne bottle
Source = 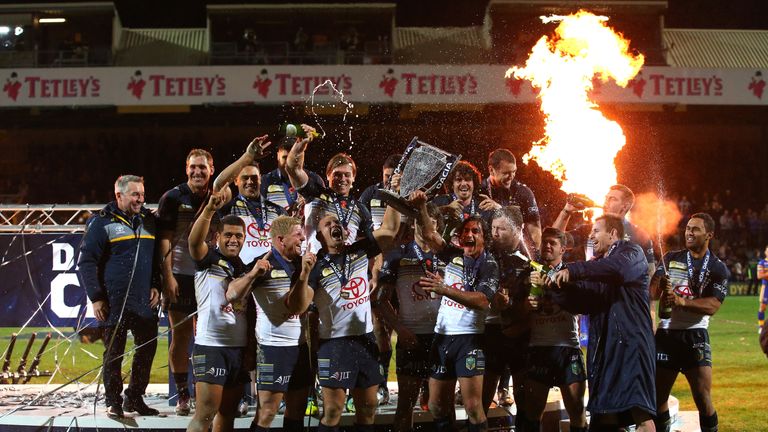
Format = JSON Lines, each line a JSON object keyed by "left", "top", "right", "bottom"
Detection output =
{"left": 658, "top": 275, "right": 673, "bottom": 319}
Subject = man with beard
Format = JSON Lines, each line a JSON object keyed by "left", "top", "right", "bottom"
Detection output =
{"left": 223, "top": 216, "right": 316, "bottom": 432}
{"left": 419, "top": 215, "right": 500, "bottom": 432}
{"left": 519, "top": 227, "right": 586, "bottom": 432}
{"left": 157, "top": 149, "right": 215, "bottom": 415}
{"left": 285, "top": 126, "right": 373, "bottom": 253}
{"left": 483, "top": 206, "right": 530, "bottom": 413}
{"left": 548, "top": 214, "right": 656, "bottom": 431}
{"left": 185, "top": 191, "right": 271, "bottom": 432}
{"left": 651, "top": 213, "right": 729, "bottom": 432}
{"left": 374, "top": 192, "right": 444, "bottom": 431}
{"left": 261, "top": 132, "right": 325, "bottom": 215}
{"left": 480, "top": 149, "right": 541, "bottom": 249}
{"left": 288, "top": 180, "right": 403, "bottom": 432}
{"left": 214, "top": 136, "right": 284, "bottom": 264}
{"left": 432, "top": 161, "right": 499, "bottom": 241}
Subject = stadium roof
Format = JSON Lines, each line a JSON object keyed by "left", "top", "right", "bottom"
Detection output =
{"left": 664, "top": 28, "right": 768, "bottom": 68}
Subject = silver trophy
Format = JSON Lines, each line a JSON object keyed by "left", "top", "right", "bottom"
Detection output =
{"left": 379, "top": 137, "right": 462, "bottom": 218}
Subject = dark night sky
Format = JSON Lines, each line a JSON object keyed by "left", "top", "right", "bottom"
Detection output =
{"left": 103, "top": 0, "right": 768, "bottom": 29}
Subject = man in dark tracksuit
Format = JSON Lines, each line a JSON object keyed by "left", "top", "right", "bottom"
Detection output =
{"left": 549, "top": 214, "right": 656, "bottom": 431}
{"left": 78, "top": 175, "right": 161, "bottom": 418}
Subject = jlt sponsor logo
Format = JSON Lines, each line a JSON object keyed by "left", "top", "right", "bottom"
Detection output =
{"left": 330, "top": 371, "right": 351, "bottom": 381}
{"left": 206, "top": 367, "right": 228, "bottom": 377}
{"left": 274, "top": 375, "right": 291, "bottom": 385}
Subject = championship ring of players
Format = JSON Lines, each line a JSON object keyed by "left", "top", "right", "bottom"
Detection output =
{"left": 378, "top": 137, "right": 462, "bottom": 217}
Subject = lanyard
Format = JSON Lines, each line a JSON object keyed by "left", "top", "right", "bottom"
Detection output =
{"left": 331, "top": 193, "right": 357, "bottom": 228}
{"left": 463, "top": 251, "right": 485, "bottom": 290}
{"left": 451, "top": 193, "right": 475, "bottom": 219}
{"left": 240, "top": 194, "right": 268, "bottom": 230}
{"left": 411, "top": 242, "right": 438, "bottom": 275}
{"left": 270, "top": 247, "right": 295, "bottom": 275}
{"left": 686, "top": 250, "right": 711, "bottom": 295}
{"left": 278, "top": 172, "right": 297, "bottom": 206}
{"left": 323, "top": 253, "right": 352, "bottom": 287}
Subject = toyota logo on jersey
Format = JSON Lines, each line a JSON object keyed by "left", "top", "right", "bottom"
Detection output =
{"left": 246, "top": 222, "right": 271, "bottom": 240}
{"left": 340, "top": 277, "right": 367, "bottom": 300}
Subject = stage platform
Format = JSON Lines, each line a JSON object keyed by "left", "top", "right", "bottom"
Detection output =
{"left": 0, "top": 383, "right": 698, "bottom": 431}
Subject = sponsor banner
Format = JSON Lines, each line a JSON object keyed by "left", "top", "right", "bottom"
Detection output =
{"left": 0, "top": 65, "right": 767, "bottom": 106}
{"left": 0, "top": 234, "right": 166, "bottom": 328}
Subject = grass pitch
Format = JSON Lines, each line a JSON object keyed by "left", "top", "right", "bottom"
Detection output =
{"left": 0, "top": 296, "right": 765, "bottom": 430}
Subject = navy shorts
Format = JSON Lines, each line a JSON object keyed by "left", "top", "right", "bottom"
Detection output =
{"left": 526, "top": 346, "right": 586, "bottom": 387}
{"left": 484, "top": 325, "right": 529, "bottom": 375}
{"left": 256, "top": 344, "right": 314, "bottom": 392}
{"left": 395, "top": 333, "right": 434, "bottom": 378}
{"left": 192, "top": 344, "right": 249, "bottom": 387}
{"left": 430, "top": 333, "right": 485, "bottom": 380}
{"left": 655, "top": 328, "right": 712, "bottom": 371}
{"left": 166, "top": 273, "right": 197, "bottom": 314}
{"left": 318, "top": 333, "right": 382, "bottom": 389}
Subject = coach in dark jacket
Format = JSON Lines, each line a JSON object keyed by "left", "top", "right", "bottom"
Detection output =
{"left": 77, "top": 175, "right": 161, "bottom": 418}
{"left": 549, "top": 214, "right": 656, "bottom": 430}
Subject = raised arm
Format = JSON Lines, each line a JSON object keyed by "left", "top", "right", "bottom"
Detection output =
{"left": 285, "top": 124, "right": 317, "bottom": 190}
{"left": 226, "top": 255, "right": 272, "bottom": 303}
{"left": 213, "top": 135, "right": 272, "bottom": 192}
{"left": 188, "top": 188, "right": 228, "bottom": 261}
{"left": 286, "top": 252, "right": 317, "bottom": 314}
{"left": 411, "top": 190, "right": 445, "bottom": 252}
{"left": 372, "top": 173, "right": 402, "bottom": 254}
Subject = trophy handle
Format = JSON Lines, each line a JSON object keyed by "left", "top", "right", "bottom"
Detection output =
{"left": 378, "top": 189, "right": 419, "bottom": 218}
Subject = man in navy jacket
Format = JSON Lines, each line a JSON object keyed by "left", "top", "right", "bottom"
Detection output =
{"left": 78, "top": 175, "right": 161, "bottom": 418}
{"left": 549, "top": 214, "right": 656, "bottom": 431}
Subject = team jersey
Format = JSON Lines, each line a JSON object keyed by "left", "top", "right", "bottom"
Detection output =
{"left": 489, "top": 247, "right": 531, "bottom": 326}
{"left": 251, "top": 248, "right": 305, "bottom": 346}
{"left": 219, "top": 194, "right": 284, "bottom": 264}
{"left": 261, "top": 169, "right": 325, "bottom": 212}
{"left": 655, "top": 249, "right": 730, "bottom": 330}
{"left": 299, "top": 176, "right": 373, "bottom": 253}
{"left": 194, "top": 248, "right": 248, "bottom": 347}
{"left": 759, "top": 259, "right": 768, "bottom": 290}
{"left": 359, "top": 182, "right": 388, "bottom": 230}
{"left": 434, "top": 247, "right": 499, "bottom": 335}
{"left": 309, "top": 234, "right": 381, "bottom": 339}
{"left": 529, "top": 262, "right": 579, "bottom": 348}
{"left": 378, "top": 241, "right": 444, "bottom": 334}
{"left": 479, "top": 177, "right": 541, "bottom": 226}
{"left": 157, "top": 183, "right": 211, "bottom": 276}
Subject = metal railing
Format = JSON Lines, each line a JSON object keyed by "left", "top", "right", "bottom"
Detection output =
{"left": 0, "top": 204, "right": 157, "bottom": 233}
{"left": 0, "top": 48, "right": 112, "bottom": 68}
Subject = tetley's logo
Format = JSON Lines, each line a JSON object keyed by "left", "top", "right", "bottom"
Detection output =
{"left": 253, "top": 68, "right": 352, "bottom": 98}
{"left": 127, "top": 69, "right": 226, "bottom": 100}
{"left": 3, "top": 71, "right": 101, "bottom": 102}
{"left": 379, "top": 68, "right": 477, "bottom": 97}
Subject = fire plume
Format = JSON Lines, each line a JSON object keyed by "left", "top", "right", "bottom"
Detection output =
{"left": 506, "top": 10, "right": 644, "bottom": 203}
{"left": 631, "top": 192, "right": 683, "bottom": 239}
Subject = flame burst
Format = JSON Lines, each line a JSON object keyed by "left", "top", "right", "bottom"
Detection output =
{"left": 506, "top": 10, "right": 644, "bottom": 202}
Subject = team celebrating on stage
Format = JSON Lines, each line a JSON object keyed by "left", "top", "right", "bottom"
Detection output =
{"left": 78, "top": 123, "right": 729, "bottom": 432}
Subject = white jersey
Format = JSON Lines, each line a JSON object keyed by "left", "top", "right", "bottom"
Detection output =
{"left": 309, "top": 237, "right": 380, "bottom": 339}
{"left": 194, "top": 249, "right": 248, "bottom": 347}
{"left": 252, "top": 251, "right": 305, "bottom": 346}
{"left": 434, "top": 250, "right": 499, "bottom": 335}
{"left": 378, "top": 242, "right": 443, "bottom": 334}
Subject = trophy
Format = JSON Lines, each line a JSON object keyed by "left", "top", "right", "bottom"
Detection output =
{"left": 378, "top": 137, "right": 461, "bottom": 217}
